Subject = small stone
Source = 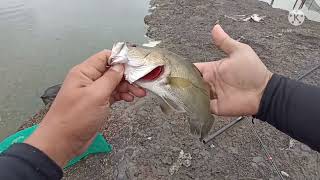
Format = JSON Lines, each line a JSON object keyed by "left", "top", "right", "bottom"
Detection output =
{"left": 161, "top": 156, "right": 173, "bottom": 165}
{"left": 252, "top": 156, "right": 264, "bottom": 163}
{"left": 169, "top": 150, "right": 192, "bottom": 175}
{"left": 301, "top": 144, "right": 311, "bottom": 151}
{"left": 281, "top": 171, "right": 290, "bottom": 177}
{"left": 251, "top": 162, "right": 258, "bottom": 169}
{"left": 181, "top": 153, "right": 192, "bottom": 167}
{"left": 229, "top": 147, "right": 238, "bottom": 154}
{"left": 289, "top": 138, "right": 296, "bottom": 149}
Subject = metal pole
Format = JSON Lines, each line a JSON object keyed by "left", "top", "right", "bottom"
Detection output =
{"left": 270, "top": 0, "right": 275, "bottom": 6}
{"left": 293, "top": 0, "right": 299, "bottom": 9}
{"left": 309, "top": 0, "right": 315, "bottom": 10}
{"left": 203, "top": 116, "right": 245, "bottom": 144}
{"left": 297, "top": 64, "right": 320, "bottom": 80}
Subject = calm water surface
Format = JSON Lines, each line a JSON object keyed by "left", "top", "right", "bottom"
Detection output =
{"left": 0, "top": 0, "right": 149, "bottom": 139}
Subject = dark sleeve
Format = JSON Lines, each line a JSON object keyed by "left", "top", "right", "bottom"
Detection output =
{"left": 255, "top": 74, "right": 320, "bottom": 152}
{"left": 0, "top": 143, "right": 63, "bottom": 180}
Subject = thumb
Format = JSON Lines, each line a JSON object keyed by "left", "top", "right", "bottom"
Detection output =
{"left": 212, "top": 24, "right": 240, "bottom": 55}
{"left": 194, "top": 62, "right": 208, "bottom": 73}
{"left": 91, "top": 64, "right": 124, "bottom": 98}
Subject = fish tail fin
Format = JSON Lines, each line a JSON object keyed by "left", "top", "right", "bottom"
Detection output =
{"left": 188, "top": 114, "right": 215, "bottom": 141}
{"left": 188, "top": 119, "right": 202, "bottom": 136}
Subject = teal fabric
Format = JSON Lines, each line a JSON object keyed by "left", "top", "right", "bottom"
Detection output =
{"left": 0, "top": 125, "right": 112, "bottom": 169}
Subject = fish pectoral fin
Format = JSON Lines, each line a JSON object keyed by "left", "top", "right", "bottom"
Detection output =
{"left": 188, "top": 113, "right": 215, "bottom": 141}
{"left": 168, "top": 77, "right": 209, "bottom": 96}
{"left": 162, "top": 96, "right": 185, "bottom": 113}
{"left": 160, "top": 101, "right": 174, "bottom": 115}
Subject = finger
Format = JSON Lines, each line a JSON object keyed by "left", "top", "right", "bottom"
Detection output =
{"left": 194, "top": 62, "right": 209, "bottom": 73}
{"left": 91, "top": 64, "right": 124, "bottom": 99}
{"left": 120, "top": 93, "right": 134, "bottom": 102}
{"left": 118, "top": 82, "right": 146, "bottom": 97}
{"left": 212, "top": 24, "right": 240, "bottom": 55}
{"left": 77, "top": 63, "right": 103, "bottom": 81}
{"left": 210, "top": 99, "right": 219, "bottom": 115}
{"left": 83, "top": 50, "right": 112, "bottom": 75}
{"left": 117, "top": 81, "right": 130, "bottom": 93}
{"left": 110, "top": 93, "right": 121, "bottom": 104}
{"left": 129, "top": 84, "right": 147, "bottom": 97}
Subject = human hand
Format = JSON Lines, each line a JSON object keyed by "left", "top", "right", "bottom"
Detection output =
{"left": 25, "top": 50, "right": 146, "bottom": 167}
{"left": 195, "top": 25, "right": 272, "bottom": 116}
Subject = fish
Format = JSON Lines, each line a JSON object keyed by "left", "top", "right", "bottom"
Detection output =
{"left": 108, "top": 42, "right": 214, "bottom": 141}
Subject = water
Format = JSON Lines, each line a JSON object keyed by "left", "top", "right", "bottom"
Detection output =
{"left": 0, "top": 0, "right": 150, "bottom": 140}
{"left": 261, "top": 0, "right": 320, "bottom": 22}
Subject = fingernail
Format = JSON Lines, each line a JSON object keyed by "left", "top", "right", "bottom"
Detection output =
{"left": 110, "top": 64, "right": 124, "bottom": 73}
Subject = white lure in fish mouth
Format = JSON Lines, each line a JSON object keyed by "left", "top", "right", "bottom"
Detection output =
{"left": 108, "top": 42, "right": 163, "bottom": 84}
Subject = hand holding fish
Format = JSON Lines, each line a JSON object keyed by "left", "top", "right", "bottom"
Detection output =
{"left": 195, "top": 25, "right": 273, "bottom": 116}
{"left": 24, "top": 25, "right": 272, "bottom": 168}
{"left": 25, "top": 50, "right": 146, "bottom": 167}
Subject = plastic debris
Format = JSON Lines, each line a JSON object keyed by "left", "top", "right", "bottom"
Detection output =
{"left": 169, "top": 150, "right": 192, "bottom": 175}
{"left": 209, "top": 144, "right": 215, "bottom": 148}
{"left": 243, "top": 14, "right": 266, "bottom": 22}
{"left": 288, "top": 138, "right": 296, "bottom": 149}
{"left": 280, "top": 171, "right": 290, "bottom": 177}
{"left": 147, "top": 137, "right": 152, "bottom": 140}
{"left": 142, "top": 40, "right": 161, "bottom": 47}
{"left": 224, "top": 14, "right": 266, "bottom": 22}
{"left": 236, "top": 36, "right": 246, "bottom": 42}
{"left": 0, "top": 125, "right": 112, "bottom": 169}
{"left": 149, "top": 3, "right": 159, "bottom": 10}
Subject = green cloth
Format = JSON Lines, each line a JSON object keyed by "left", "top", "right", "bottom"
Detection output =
{"left": 0, "top": 125, "right": 112, "bottom": 169}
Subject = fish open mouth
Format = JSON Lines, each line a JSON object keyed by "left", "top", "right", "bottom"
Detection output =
{"left": 109, "top": 42, "right": 165, "bottom": 83}
{"left": 138, "top": 66, "right": 164, "bottom": 81}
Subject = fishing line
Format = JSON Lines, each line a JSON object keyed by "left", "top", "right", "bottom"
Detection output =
{"left": 297, "top": 64, "right": 320, "bottom": 80}
{"left": 250, "top": 121, "right": 284, "bottom": 180}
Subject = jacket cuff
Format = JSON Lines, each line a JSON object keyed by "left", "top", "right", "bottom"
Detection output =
{"left": 254, "top": 74, "right": 282, "bottom": 121}
{"left": 2, "top": 143, "right": 63, "bottom": 179}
